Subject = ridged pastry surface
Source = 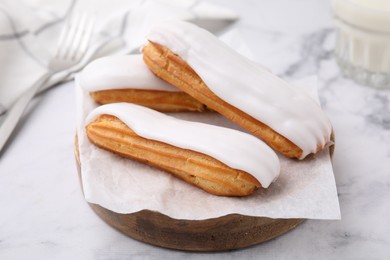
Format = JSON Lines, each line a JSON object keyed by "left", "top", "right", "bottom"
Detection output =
{"left": 85, "top": 103, "right": 280, "bottom": 193}
{"left": 90, "top": 89, "right": 206, "bottom": 112}
{"left": 79, "top": 54, "right": 205, "bottom": 112}
{"left": 145, "top": 21, "right": 332, "bottom": 159}
{"left": 87, "top": 115, "right": 261, "bottom": 196}
{"left": 143, "top": 42, "right": 301, "bottom": 158}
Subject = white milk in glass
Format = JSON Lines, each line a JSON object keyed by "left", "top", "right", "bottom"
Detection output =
{"left": 332, "top": 0, "right": 390, "bottom": 88}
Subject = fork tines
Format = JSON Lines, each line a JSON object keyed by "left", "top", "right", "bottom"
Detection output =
{"left": 54, "top": 13, "right": 95, "bottom": 61}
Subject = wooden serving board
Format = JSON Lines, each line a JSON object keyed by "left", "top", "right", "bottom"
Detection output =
{"left": 75, "top": 135, "right": 334, "bottom": 251}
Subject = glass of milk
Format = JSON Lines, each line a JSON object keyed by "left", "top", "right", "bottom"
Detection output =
{"left": 332, "top": 0, "right": 390, "bottom": 88}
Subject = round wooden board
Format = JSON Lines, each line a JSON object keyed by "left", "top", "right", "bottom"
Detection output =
{"left": 75, "top": 134, "right": 334, "bottom": 251}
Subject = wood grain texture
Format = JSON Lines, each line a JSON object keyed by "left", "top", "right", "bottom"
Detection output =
{"left": 90, "top": 206, "right": 304, "bottom": 251}
{"left": 74, "top": 136, "right": 306, "bottom": 251}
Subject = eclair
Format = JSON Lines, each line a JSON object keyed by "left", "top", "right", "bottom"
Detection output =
{"left": 142, "top": 21, "right": 333, "bottom": 159}
{"left": 80, "top": 54, "right": 206, "bottom": 112}
{"left": 85, "top": 103, "right": 280, "bottom": 197}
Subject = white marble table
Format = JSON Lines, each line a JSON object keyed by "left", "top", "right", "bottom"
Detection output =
{"left": 1, "top": 0, "right": 389, "bottom": 259}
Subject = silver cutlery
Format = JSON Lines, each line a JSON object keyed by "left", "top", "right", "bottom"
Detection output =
{"left": 0, "top": 13, "right": 95, "bottom": 153}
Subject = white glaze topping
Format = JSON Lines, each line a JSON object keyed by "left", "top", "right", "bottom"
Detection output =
{"left": 86, "top": 103, "right": 280, "bottom": 188}
{"left": 80, "top": 54, "right": 179, "bottom": 92}
{"left": 147, "top": 21, "right": 332, "bottom": 159}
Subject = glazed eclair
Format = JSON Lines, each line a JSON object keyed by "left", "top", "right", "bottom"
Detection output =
{"left": 142, "top": 21, "right": 333, "bottom": 159}
{"left": 85, "top": 103, "right": 280, "bottom": 197}
{"left": 80, "top": 54, "right": 206, "bottom": 112}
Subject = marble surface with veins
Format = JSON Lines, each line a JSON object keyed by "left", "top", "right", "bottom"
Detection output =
{"left": 1, "top": 0, "right": 390, "bottom": 259}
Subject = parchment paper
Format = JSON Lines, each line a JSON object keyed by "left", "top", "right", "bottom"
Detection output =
{"left": 75, "top": 32, "right": 340, "bottom": 220}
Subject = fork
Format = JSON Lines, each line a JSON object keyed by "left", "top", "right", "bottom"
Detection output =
{"left": 0, "top": 13, "right": 95, "bottom": 153}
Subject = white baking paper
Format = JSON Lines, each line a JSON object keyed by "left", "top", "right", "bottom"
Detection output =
{"left": 75, "top": 32, "right": 340, "bottom": 220}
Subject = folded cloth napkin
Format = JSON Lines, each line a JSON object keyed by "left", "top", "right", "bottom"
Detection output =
{"left": 0, "top": 0, "right": 238, "bottom": 115}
